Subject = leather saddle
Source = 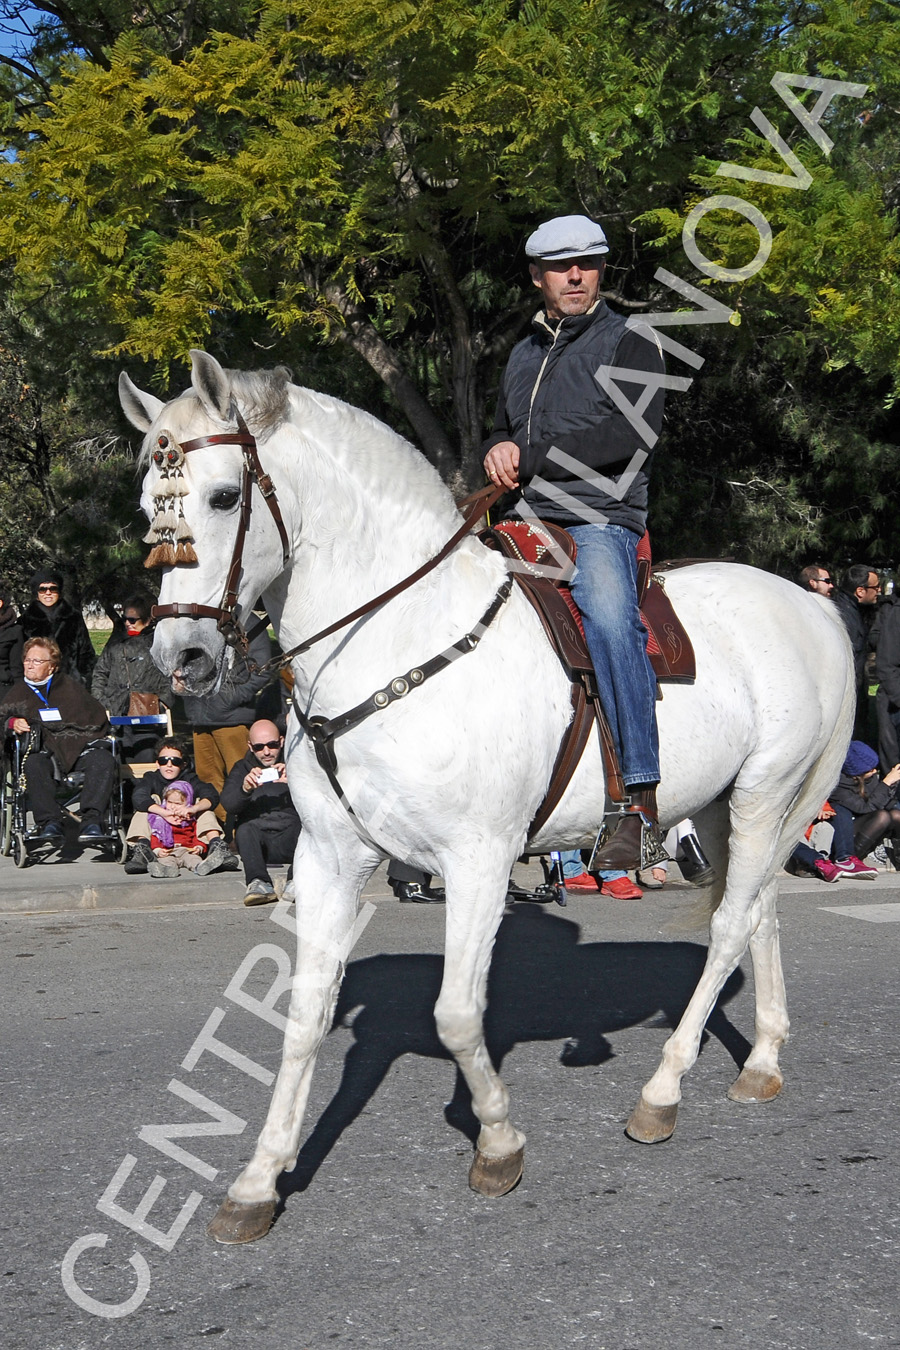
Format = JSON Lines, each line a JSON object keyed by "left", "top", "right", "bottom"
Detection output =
{"left": 480, "top": 520, "right": 695, "bottom": 840}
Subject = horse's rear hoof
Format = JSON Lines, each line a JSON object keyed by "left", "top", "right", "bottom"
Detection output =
{"left": 468, "top": 1145, "right": 525, "bottom": 1197}
{"left": 207, "top": 1196, "right": 276, "bottom": 1244}
{"left": 625, "top": 1094, "right": 678, "bottom": 1143}
{"left": 727, "top": 1068, "right": 783, "bottom": 1104}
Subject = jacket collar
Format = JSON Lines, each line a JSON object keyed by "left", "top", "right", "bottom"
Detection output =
{"left": 532, "top": 298, "right": 608, "bottom": 342}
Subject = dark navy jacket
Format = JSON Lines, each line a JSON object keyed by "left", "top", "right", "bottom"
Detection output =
{"left": 484, "top": 301, "right": 666, "bottom": 535}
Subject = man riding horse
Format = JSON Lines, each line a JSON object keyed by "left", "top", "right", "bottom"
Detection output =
{"left": 483, "top": 214, "right": 666, "bottom": 870}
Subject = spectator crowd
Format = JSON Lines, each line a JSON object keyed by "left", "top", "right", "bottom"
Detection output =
{"left": 3, "top": 557, "right": 900, "bottom": 903}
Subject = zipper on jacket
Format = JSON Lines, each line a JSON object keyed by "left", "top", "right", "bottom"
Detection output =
{"left": 526, "top": 315, "right": 565, "bottom": 446}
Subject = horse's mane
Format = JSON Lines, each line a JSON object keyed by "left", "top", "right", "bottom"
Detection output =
{"left": 227, "top": 366, "right": 293, "bottom": 433}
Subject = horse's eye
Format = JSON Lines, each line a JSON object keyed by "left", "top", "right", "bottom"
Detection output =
{"left": 209, "top": 487, "right": 241, "bottom": 512}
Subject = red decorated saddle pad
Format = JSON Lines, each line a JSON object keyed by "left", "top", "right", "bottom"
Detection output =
{"left": 482, "top": 520, "right": 696, "bottom": 683}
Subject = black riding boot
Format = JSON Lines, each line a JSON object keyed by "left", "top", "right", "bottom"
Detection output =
{"left": 677, "top": 832, "right": 716, "bottom": 886}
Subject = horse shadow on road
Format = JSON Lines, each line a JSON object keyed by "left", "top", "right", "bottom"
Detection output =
{"left": 277, "top": 903, "right": 748, "bottom": 1202}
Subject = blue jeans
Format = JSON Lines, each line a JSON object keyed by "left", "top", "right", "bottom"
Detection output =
{"left": 568, "top": 523, "right": 660, "bottom": 785}
{"left": 559, "top": 849, "right": 624, "bottom": 882}
{"left": 830, "top": 804, "right": 856, "bottom": 861}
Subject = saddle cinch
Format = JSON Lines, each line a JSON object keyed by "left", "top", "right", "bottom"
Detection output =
{"left": 480, "top": 521, "right": 695, "bottom": 841}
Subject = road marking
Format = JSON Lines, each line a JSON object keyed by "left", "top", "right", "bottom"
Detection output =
{"left": 821, "top": 903, "right": 900, "bottom": 923}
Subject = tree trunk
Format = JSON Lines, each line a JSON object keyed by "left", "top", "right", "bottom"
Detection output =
{"left": 324, "top": 283, "right": 458, "bottom": 478}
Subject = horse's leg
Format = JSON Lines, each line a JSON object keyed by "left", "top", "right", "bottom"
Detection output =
{"left": 727, "top": 878, "right": 789, "bottom": 1102}
{"left": 208, "top": 840, "right": 377, "bottom": 1244}
{"left": 433, "top": 855, "right": 526, "bottom": 1197}
{"left": 625, "top": 800, "right": 783, "bottom": 1144}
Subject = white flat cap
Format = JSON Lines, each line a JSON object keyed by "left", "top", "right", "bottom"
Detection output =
{"left": 525, "top": 214, "right": 609, "bottom": 260}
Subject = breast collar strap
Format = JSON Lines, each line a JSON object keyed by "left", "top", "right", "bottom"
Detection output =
{"left": 295, "top": 576, "right": 513, "bottom": 828}
{"left": 150, "top": 407, "right": 290, "bottom": 653}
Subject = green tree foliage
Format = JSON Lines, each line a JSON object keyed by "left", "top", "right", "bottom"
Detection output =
{"left": 0, "top": 0, "right": 898, "bottom": 582}
{"left": 0, "top": 316, "right": 148, "bottom": 607}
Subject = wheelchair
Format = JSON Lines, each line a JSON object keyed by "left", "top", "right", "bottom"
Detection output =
{"left": 0, "top": 728, "right": 128, "bottom": 867}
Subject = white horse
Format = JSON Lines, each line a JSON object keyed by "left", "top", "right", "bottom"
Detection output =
{"left": 120, "top": 350, "right": 855, "bottom": 1244}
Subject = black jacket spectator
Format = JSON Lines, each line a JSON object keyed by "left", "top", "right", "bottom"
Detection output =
{"left": 833, "top": 589, "right": 873, "bottom": 689}
{"left": 21, "top": 570, "right": 95, "bottom": 685}
{"left": 875, "top": 593, "right": 900, "bottom": 771}
{"left": 830, "top": 766, "right": 898, "bottom": 817}
{"left": 92, "top": 627, "right": 171, "bottom": 715}
{"left": 221, "top": 750, "right": 297, "bottom": 826}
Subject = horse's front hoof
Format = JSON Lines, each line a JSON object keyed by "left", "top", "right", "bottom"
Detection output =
{"left": 625, "top": 1094, "right": 678, "bottom": 1143}
{"left": 468, "top": 1145, "right": 525, "bottom": 1197}
{"left": 207, "top": 1196, "right": 276, "bottom": 1244}
{"left": 727, "top": 1067, "right": 783, "bottom": 1104}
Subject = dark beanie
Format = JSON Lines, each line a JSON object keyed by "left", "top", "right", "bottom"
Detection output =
{"left": 842, "top": 740, "right": 879, "bottom": 777}
{"left": 30, "top": 568, "right": 64, "bottom": 595}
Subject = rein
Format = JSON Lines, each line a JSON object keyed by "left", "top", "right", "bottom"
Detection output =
{"left": 255, "top": 480, "right": 505, "bottom": 676}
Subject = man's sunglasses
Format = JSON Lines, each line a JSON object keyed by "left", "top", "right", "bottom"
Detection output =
{"left": 817, "top": 577, "right": 834, "bottom": 585}
{"left": 157, "top": 755, "right": 184, "bottom": 766}
{"left": 250, "top": 740, "right": 281, "bottom": 752}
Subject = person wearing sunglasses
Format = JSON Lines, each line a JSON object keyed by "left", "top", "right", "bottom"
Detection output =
{"left": 797, "top": 564, "right": 836, "bottom": 597}
{"left": 833, "top": 563, "right": 881, "bottom": 740}
{"left": 91, "top": 594, "right": 171, "bottom": 760}
{"left": 21, "top": 568, "right": 96, "bottom": 685}
{"left": 220, "top": 719, "right": 301, "bottom": 906}
{"left": 0, "top": 636, "right": 114, "bottom": 842}
{"left": 124, "top": 735, "right": 238, "bottom": 877}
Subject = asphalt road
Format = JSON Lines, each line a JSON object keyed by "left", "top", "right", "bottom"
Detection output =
{"left": 2, "top": 860, "right": 898, "bottom": 1350}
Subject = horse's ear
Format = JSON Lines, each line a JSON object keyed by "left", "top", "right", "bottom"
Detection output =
{"left": 119, "top": 372, "right": 165, "bottom": 432}
{"left": 189, "top": 349, "right": 232, "bottom": 422}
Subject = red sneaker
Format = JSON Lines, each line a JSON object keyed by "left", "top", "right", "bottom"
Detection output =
{"left": 834, "top": 856, "right": 878, "bottom": 879}
{"left": 600, "top": 876, "right": 643, "bottom": 901}
{"left": 564, "top": 871, "right": 599, "bottom": 892}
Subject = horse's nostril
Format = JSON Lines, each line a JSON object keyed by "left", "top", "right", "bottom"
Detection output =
{"left": 182, "top": 647, "right": 210, "bottom": 671}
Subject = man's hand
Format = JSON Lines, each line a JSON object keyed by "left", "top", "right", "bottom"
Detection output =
{"left": 484, "top": 440, "right": 521, "bottom": 490}
{"left": 11, "top": 718, "right": 30, "bottom": 735}
{"left": 243, "top": 766, "right": 262, "bottom": 793}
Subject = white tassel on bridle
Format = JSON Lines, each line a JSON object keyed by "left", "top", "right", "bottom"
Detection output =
{"left": 144, "top": 433, "right": 198, "bottom": 569}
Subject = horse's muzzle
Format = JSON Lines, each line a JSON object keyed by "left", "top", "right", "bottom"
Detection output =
{"left": 169, "top": 645, "right": 224, "bottom": 697}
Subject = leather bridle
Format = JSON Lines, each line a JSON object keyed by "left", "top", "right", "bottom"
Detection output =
{"left": 149, "top": 408, "right": 290, "bottom": 652}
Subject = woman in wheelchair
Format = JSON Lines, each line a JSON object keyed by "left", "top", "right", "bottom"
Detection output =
{"left": 0, "top": 636, "right": 115, "bottom": 842}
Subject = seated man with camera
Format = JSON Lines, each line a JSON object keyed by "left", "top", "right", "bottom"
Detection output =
{"left": 1, "top": 636, "right": 114, "bottom": 841}
{"left": 220, "top": 718, "right": 301, "bottom": 906}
